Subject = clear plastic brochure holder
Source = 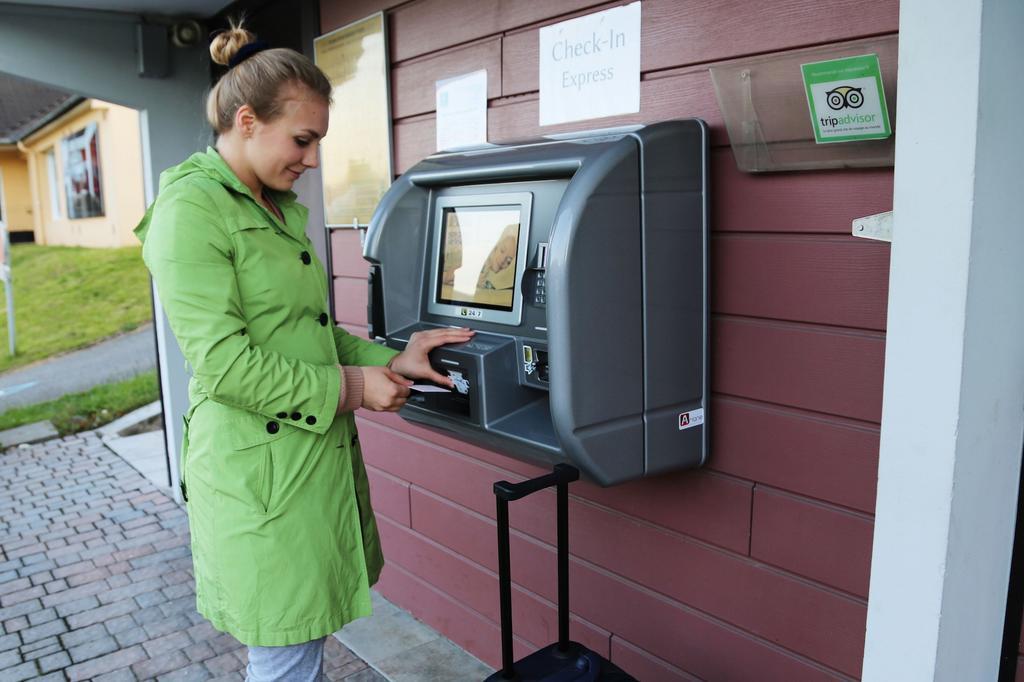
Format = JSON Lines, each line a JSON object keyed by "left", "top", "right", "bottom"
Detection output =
{"left": 710, "top": 35, "right": 898, "bottom": 173}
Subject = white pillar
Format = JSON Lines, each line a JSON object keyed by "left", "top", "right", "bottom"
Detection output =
{"left": 863, "top": 0, "right": 1024, "bottom": 679}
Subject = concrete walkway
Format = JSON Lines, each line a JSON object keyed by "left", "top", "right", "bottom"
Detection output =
{"left": 97, "top": 402, "right": 170, "bottom": 493}
{"left": 0, "top": 325, "right": 156, "bottom": 411}
{"left": 0, "top": 431, "right": 384, "bottom": 681}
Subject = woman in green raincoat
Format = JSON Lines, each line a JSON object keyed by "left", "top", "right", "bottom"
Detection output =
{"left": 135, "top": 22, "right": 473, "bottom": 681}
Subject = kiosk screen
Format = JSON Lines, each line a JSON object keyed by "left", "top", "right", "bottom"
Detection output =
{"left": 436, "top": 206, "right": 522, "bottom": 312}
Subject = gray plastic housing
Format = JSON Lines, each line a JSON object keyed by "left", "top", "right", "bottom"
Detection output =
{"left": 363, "top": 120, "right": 708, "bottom": 486}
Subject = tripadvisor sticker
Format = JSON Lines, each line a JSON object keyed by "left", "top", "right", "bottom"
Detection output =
{"left": 802, "top": 54, "right": 891, "bottom": 144}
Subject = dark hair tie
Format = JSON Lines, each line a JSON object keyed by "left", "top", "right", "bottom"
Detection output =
{"left": 228, "top": 40, "right": 269, "bottom": 68}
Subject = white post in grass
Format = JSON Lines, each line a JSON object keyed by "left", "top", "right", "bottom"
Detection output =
{"left": 0, "top": 171, "right": 13, "bottom": 356}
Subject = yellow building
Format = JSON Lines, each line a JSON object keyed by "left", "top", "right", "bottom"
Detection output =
{"left": 0, "top": 146, "right": 33, "bottom": 237}
{"left": 0, "top": 74, "right": 146, "bottom": 247}
{"left": 21, "top": 100, "right": 146, "bottom": 247}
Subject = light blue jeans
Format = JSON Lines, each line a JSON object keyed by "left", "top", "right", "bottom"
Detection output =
{"left": 245, "top": 636, "right": 326, "bottom": 682}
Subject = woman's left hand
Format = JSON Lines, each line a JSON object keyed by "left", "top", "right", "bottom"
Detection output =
{"left": 389, "top": 327, "right": 475, "bottom": 388}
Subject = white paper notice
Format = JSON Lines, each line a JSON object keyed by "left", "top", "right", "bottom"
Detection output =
{"left": 435, "top": 70, "right": 488, "bottom": 151}
{"left": 538, "top": 2, "right": 641, "bottom": 127}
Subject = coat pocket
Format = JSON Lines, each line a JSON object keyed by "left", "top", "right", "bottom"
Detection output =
{"left": 227, "top": 419, "right": 295, "bottom": 516}
{"left": 179, "top": 414, "right": 190, "bottom": 502}
{"left": 178, "top": 396, "right": 207, "bottom": 503}
{"left": 221, "top": 437, "right": 286, "bottom": 516}
{"left": 185, "top": 401, "right": 298, "bottom": 514}
{"left": 200, "top": 410, "right": 297, "bottom": 515}
{"left": 255, "top": 446, "right": 274, "bottom": 514}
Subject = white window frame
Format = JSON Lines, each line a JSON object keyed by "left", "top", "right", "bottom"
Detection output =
{"left": 46, "top": 148, "right": 62, "bottom": 220}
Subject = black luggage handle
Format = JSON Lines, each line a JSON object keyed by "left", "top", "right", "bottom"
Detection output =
{"left": 493, "top": 464, "right": 581, "bottom": 680}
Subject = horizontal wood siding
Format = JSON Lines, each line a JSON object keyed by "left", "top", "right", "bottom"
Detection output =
{"left": 323, "top": 0, "right": 896, "bottom": 677}
{"left": 609, "top": 637, "right": 702, "bottom": 682}
{"left": 366, "top": 466, "right": 411, "bottom": 526}
{"left": 712, "top": 234, "right": 890, "bottom": 330}
{"left": 751, "top": 487, "right": 874, "bottom": 598}
{"left": 332, "top": 277, "right": 368, "bottom": 327}
{"left": 713, "top": 317, "right": 886, "bottom": 423}
{"left": 388, "top": 0, "right": 605, "bottom": 62}
{"left": 391, "top": 37, "right": 502, "bottom": 119}
{"left": 710, "top": 397, "right": 880, "bottom": 514}
{"left": 500, "top": 0, "right": 898, "bottom": 97}
{"left": 329, "top": 228, "right": 368, "bottom": 278}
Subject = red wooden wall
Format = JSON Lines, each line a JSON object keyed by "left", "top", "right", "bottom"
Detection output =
{"left": 322, "top": 1, "right": 896, "bottom": 678}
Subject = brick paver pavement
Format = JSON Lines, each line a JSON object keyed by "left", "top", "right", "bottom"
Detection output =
{"left": 0, "top": 431, "right": 386, "bottom": 681}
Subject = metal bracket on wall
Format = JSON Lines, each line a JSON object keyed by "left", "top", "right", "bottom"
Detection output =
{"left": 852, "top": 210, "right": 893, "bottom": 242}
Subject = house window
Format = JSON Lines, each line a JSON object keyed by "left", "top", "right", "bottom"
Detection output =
{"left": 46, "top": 150, "right": 62, "bottom": 220}
{"left": 61, "top": 122, "right": 104, "bottom": 219}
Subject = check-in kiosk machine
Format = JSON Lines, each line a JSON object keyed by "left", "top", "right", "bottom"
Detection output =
{"left": 364, "top": 120, "right": 708, "bottom": 486}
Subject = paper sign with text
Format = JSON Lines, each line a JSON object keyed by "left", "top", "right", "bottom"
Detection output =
{"left": 436, "top": 70, "right": 488, "bottom": 151}
{"left": 539, "top": 2, "right": 641, "bottom": 126}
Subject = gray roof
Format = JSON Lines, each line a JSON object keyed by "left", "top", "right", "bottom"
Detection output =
{"left": 0, "top": 73, "right": 81, "bottom": 144}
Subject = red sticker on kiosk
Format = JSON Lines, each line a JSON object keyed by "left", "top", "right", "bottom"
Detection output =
{"left": 678, "top": 408, "right": 705, "bottom": 431}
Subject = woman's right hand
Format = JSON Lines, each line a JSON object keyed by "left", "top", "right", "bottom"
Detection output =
{"left": 360, "top": 366, "right": 413, "bottom": 412}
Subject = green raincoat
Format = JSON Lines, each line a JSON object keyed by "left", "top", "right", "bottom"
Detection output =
{"left": 135, "top": 148, "right": 398, "bottom": 646}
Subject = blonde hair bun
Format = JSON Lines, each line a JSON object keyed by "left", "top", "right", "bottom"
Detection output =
{"left": 205, "top": 18, "right": 332, "bottom": 134}
{"left": 210, "top": 20, "right": 256, "bottom": 67}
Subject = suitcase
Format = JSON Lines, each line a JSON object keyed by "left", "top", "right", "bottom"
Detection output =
{"left": 483, "top": 464, "right": 637, "bottom": 682}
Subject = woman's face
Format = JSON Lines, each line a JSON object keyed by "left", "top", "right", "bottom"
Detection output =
{"left": 246, "top": 84, "right": 329, "bottom": 192}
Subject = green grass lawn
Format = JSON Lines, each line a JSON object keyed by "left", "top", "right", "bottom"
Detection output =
{"left": 0, "top": 244, "right": 152, "bottom": 374}
{"left": 0, "top": 370, "right": 158, "bottom": 436}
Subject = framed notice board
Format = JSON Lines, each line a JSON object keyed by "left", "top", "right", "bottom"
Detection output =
{"left": 314, "top": 12, "right": 393, "bottom": 228}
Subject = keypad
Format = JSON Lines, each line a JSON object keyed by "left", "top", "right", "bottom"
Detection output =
{"left": 533, "top": 272, "right": 547, "bottom": 306}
